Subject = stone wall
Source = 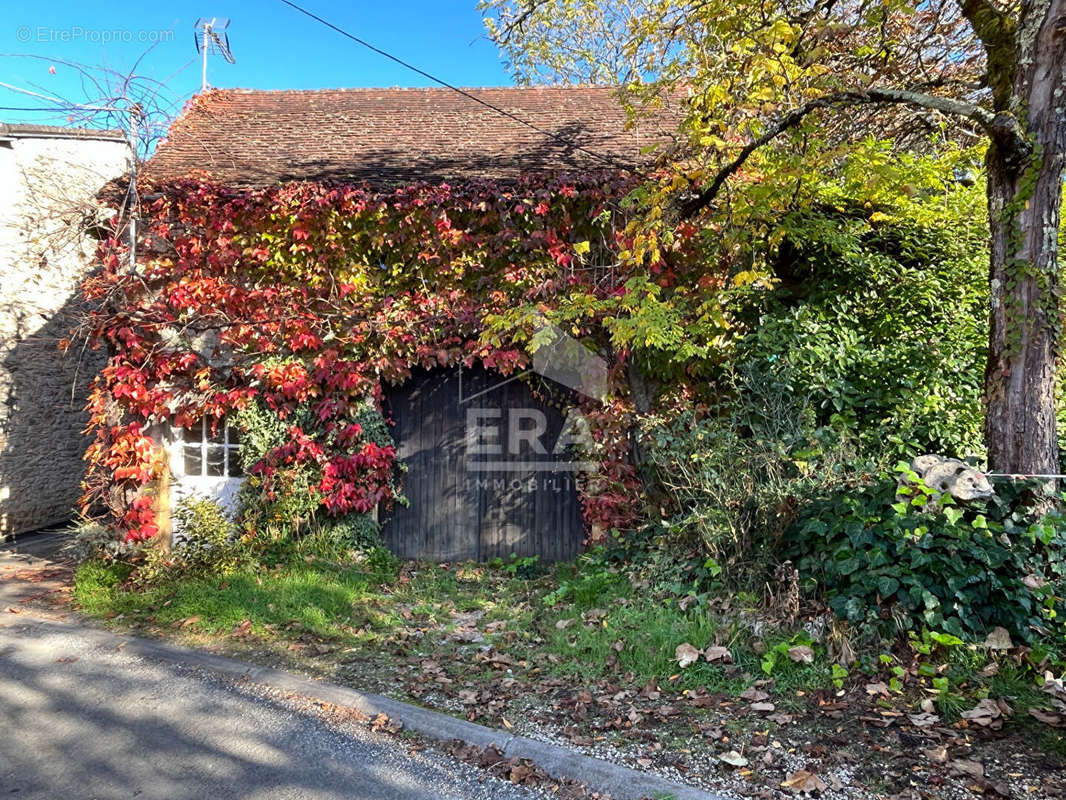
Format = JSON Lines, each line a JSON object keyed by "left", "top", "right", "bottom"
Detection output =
{"left": 0, "top": 126, "right": 129, "bottom": 535}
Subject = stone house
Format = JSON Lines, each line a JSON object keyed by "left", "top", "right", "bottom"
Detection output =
{"left": 128, "top": 86, "right": 675, "bottom": 559}
{"left": 0, "top": 123, "right": 130, "bottom": 537}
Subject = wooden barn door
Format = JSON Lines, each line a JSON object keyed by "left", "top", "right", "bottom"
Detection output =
{"left": 383, "top": 366, "right": 584, "bottom": 562}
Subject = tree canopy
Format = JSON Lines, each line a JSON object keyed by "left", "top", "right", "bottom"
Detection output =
{"left": 481, "top": 0, "right": 1066, "bottom": 475}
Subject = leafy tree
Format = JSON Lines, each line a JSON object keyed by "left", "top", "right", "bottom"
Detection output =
{"left": 483, "top": 0, "right": 1066, "bottom": 475}
{"left": 734, "top": 188, "right": 990, "bottom": 461}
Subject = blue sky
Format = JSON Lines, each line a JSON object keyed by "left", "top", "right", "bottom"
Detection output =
{"left": 0, "top": 1, "right": 512, "bottom": 125}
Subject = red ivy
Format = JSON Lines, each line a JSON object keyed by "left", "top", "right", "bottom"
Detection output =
{"left": 82, "top": 172, "right": 648, "bottom": 542}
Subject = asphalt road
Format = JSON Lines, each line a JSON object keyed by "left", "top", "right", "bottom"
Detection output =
{"left": 0, "top": 618, "right": 542, "bottom": 800}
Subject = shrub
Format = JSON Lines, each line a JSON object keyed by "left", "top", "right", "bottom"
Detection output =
{"left": 315, "top": 512, "right": 381, "bottom": 551}
{"left": 234, "top": 396, "right": 400, "bottom": 542}
{"left": 136, "top": 497, "right": 248, "bottom": 585}
{"left": 730, "top": 206, "right": 988, "bottom": 462}
{"left": 787, "top": 468, "right": 1066, "bottom": 645}
{"left": 641, "top": 364, "right": 856, "bottom": 578}
{"left": 289, "top": 512, "right": 383, "bottom": 562}
{"left": 62, "top": 518, "right": 132, "bottom": 563}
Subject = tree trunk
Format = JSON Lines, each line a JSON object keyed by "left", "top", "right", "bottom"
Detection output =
{"left": 982, "top": 0, "right": 1066, "bottom": 475}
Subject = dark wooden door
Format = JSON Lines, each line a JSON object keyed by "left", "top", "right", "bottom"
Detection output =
{"left": 383, "top": 366, "right": 584, "bottom": 562}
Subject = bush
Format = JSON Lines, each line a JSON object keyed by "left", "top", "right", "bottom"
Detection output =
{"left": 787, "top": 468, "right": 1066, "bottom": 645}
{"left": 731, "top": 206, "right": 988, "bottom": 462}
{"left": 641, "top": 364, "right": 856, "bottom": 578}
{"left": 289, "top": 512, "right": 383, "bottom": 562}
{"left": 62, "top": 518, "right": 132, "bottom": 563}
{"left": 136, "top": 497, "right": 248, "bottom": 585}
{"left": 234, "top": 396, "right": 400, "bottom": 542}
{"left": 315, "top": 512, "right": 381, "bottom": 551}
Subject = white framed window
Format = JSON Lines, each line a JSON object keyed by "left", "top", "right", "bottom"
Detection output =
{"left": 179, "top": 420, "right": 243, "bottom": 478}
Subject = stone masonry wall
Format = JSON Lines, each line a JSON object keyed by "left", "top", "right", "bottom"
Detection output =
{"left": 0, "top": 131, "right": 129, "bottom": 535}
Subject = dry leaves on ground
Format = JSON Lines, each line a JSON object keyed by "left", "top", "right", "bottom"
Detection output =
{"left": 982, "top": 626, "right": 1013, "bottom": 650}
{"left": 718, "top": 750, "right": 749, "bottom": 767}
{"left": 675, "top": 642, "right": 701, "bottom": 668}
{"left": 781, "top": 769, "right": 827, "bottom": 793}
{"left": 704, "top": 645, "right": 733, "bottom": 663}
{"left": 960, "top": 698, "right": 1011, "bottom": 729}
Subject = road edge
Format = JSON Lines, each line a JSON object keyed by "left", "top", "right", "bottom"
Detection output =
{"left": 2, "top": 612, "right": 726, "bottom": 800}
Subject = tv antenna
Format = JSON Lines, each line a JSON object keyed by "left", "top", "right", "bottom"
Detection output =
{"left": 194, "top": 18, "right": 235, "bottom": 91}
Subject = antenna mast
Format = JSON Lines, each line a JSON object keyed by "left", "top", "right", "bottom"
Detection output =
{"left": 194, "top": 18, "right": 236, "bottom": 91}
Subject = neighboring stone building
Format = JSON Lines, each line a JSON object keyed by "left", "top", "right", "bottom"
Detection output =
{"left": 0, "top": 123, "right": 130, "bottom": 536}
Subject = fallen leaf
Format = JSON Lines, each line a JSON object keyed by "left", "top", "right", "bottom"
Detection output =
{"left": 787, "top": 645, "right": 814, "bottom": 664}
{"left": 231, "top": 618, "right": 252, "bottom": 637}
{"left": 371, "top": 713, "right": 402, "bottom": 734}
{"left": 718, "top": 750, "right": 749, "bottom": 767}
{"left": 865, "top": 681, "right": 890, "bottom": 696}
{"left": 949, "top": 759, "right": 985, "bottom": 779}
{"left": 177, "top": 616, "right": 201, "bottom": 629}
{"left": 675, "top": 642, "right": 701, "bottom": 668}
{"left": 554, "top": 618, "right": 575, "bottom": 630}
{"left": 740, "top": 686, "right": 770, "bottom": 703}
{"left": 704, "top": 645, "right": 733, "bottom": 663}
{"left": 1028, "top": 707, "right": 1064, "bottom": 726}
{"left": 768, "top": 712, "right": 795, "bottom": 725}
{"left": 961, "top": 697, "right": 1007, "bottom": 729}
{"left": 923, "top": 746, "right": 949, "bottom": 763}
{"left": 781, "top": 769, "right": 828, "bottom": 793}
{"left": 982, "top": 626, "right": 1013, "bottom": 651}
{"left": 640, "top": 680, "right": 661, "bottom": 700}
{"left": 908, "top": 712, "right": 940, "bottom": 728}
{"left": 1042, "top": 671, "right": 1066, "bottom": 703}
{"left": 751, "top": 702, "right": 776, "bottom": 713}
{"left": 1022, "top": 574, "right": 1047, "bottom": 590}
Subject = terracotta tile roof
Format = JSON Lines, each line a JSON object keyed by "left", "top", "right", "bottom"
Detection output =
{"left": 146, "top": 87, "right": 677, "bottom": 188}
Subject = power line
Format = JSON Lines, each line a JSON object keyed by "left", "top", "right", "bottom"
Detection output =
{"left": 276, "top": 0, "right": 641, "bottom": 175}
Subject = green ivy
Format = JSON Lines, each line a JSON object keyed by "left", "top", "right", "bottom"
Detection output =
{"left": 788, "top": 469, "right": 1066, "bottom": 645}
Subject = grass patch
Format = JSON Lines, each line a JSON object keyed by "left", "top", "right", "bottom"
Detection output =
{"left": 75, "top": 546, "right": 837, "bottom": 697}
{"left": 71, "top": 543, "right": 1051, "bottom": 730}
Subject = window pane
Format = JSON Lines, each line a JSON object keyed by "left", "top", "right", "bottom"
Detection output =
{"left": 185, "top": 420, "right": 204, "bottom": 444}
{"left": 227, "top": 446, "right": 243, "bottom": 477}
{"left": 227, "top": 426, "right": 240, "bottom": 447}
{"left": 206, "top": 424, "right": 226, "bottom": 445}
{"left": 183, "top": 446, "right": 203, "bottom": 476}
{"left": 206, "top": 446, "right": 225, "bottom": 477}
